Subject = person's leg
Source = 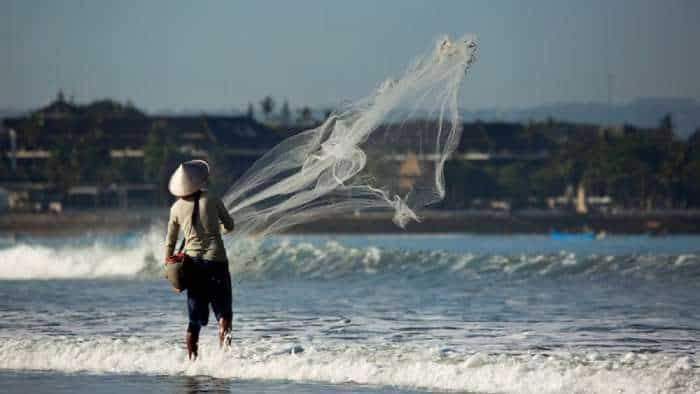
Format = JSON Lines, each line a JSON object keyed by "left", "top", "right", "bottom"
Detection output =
{"left": 186, "top": 322, "right": 200, "bottom": 360}
{"left": 210, "top": 262, "right": 233, "bottom": 348}
{"left": 186, "top": 268, "right": 210, "bottom": 360}
{"left": 218, "top": 313, "right": 232, "bottom": 348}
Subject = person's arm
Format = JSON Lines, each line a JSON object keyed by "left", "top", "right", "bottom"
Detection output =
{"left": 217, "top": 199, "right": 235, "bottom": 234}
{"left": 165, "top": 206, "right": 180, "bottom": 260}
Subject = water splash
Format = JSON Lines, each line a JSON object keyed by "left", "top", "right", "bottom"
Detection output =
{"left": 1, "top": 336, "right": 696, "bottom": 394}
{"left": 1, "top": 231, "right": 698, "bottom": 282}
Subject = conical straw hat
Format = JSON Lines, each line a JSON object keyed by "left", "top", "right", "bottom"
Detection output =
{"left": 168, "top": 160, "right": 210, "bottom": 197}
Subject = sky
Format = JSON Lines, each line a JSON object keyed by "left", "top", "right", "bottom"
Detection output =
{"left": 1, "top": 0, "right": 699, "bottom": 113}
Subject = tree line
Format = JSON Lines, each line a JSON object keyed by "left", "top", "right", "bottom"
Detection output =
{"left": 249, "top": 95, "right": 320, "bottom": 126}
{"left": 442, "top": 116, "right": 700, "bottom": 210}
{"left": 2, "top": 96, "right": 699, "bottom": 211}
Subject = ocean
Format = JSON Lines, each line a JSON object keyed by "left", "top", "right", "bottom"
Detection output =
{"left": 0, "top": 232, "right": 698, "bottom": 393}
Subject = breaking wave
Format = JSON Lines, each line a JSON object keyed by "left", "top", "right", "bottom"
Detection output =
{"left": 1, "top": 230, "right": 698, "bottom": 283}
{"left": 0, "top": 335, "right": 696, "bottom": 394}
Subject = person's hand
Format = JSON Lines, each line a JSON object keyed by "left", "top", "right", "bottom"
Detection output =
{"left": 166, "top": 254, "right": 183, "bottom": 264}
{"left": 172, "top": 287, "right": 183, "bottom": 293}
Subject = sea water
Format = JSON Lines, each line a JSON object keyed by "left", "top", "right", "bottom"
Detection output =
{"left": 0, "top": 232, "right": 698, "bottom": 393}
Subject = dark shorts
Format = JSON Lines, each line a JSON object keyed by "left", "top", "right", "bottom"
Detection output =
{"left": 186, "top": 257, "right": 232, "bottom": 333}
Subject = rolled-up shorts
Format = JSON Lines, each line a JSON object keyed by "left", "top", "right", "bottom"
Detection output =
{"left": 186, "top": 257, "right": 232, "bottom": 333}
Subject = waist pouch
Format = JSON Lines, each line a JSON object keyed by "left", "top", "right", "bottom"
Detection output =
{"left": 165, "top": 253, "right": 193, "bottom": 291}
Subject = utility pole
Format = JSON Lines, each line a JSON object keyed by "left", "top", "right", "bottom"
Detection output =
{"left": 607, "top": 73, "right": 615, "bottom": 123}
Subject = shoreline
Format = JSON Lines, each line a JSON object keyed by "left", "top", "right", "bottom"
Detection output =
{"left": 2, "top": 209, "right": 700, "bottom": 236}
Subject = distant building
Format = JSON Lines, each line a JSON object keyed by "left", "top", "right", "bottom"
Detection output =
{"left": 0, "top": 187, "right": 9, "bottom": 212}
{"left": 1, "top": 96, "right": 281, "bottom": 210}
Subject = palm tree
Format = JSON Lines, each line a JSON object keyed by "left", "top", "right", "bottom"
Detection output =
{"left": 297, "top": 106, "right": 313, "bottom": 125}
{"left": 260, "top": 96, "right": 275, "bottom": 121}
{"left": 246, "top": 102, "right": 254, "bottom": 119}
{"left": 280, "top": 100, "right": 291, "bottom": 125}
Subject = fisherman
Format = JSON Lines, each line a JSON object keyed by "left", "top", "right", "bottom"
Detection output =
{"left": 165, "top": 160, "right": 235, "bottom": 360}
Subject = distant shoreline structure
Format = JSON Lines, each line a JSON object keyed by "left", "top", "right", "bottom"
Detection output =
{"left": 4, "top": 96, "right": 700, "bottom": 138}
{"left": 2, "top": 210, "right": 699, "bottom": 236}
{"left": 2, "top": 94, "right": 700, "bottom": 216}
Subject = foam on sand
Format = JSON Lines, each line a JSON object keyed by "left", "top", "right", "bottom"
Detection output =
{"left": 0, "top": 336, "right": 696, "bottom": 393}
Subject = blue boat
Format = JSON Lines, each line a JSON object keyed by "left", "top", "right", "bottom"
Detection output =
{"left": 550, "top": 231, "right": 597, "bottom": 240}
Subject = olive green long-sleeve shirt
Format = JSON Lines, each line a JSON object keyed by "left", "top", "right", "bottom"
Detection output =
{"left": 165, "top": 192, "right": 234, "bottom": 262}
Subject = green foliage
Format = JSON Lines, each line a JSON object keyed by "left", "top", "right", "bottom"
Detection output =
{"left": 0, "top": 151, "right": 9, "bottom": 181}
{"left": 444, "top": 119, "right": 700, "bottom": 209}
{"left": 46, "top": 128, "right": 112, "bottom": 191}
{"left": 442, "top": 161, "right": 500, "bottom": 208}
{"left": 297, "top": 106, "right": 313, "bottom": 124}
{"left": 206, "top": 146, "right": 242, "bottom": 198}
{"left": 8, "top": 96, "right": 700, "bottom": 210}
{"left": 143, "top": 124, "right": 185, "bottom": 204}
{"left": 280, "top": 100, "right": 291, "bottom": 125}
{"left": 260, "top": 96, "right": 275, "bottom": 120}
{"left": 681, "top": 145, "right": 700, "bottom": 206}
{"left": 496, "top": 163, "right": 530, "bottom": 204}
{"left": 83, "top": 99, "right": 144, "bottom": 118}
{"left": 246, "top": 102, "right": 255, "bottom": 119}
{"left": 529, "top": 164, "right": 567, "bottom": 199}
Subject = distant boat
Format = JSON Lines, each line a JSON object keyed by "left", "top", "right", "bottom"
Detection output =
{"left": 550, "top": 231, "right": 596, "bottom": 240}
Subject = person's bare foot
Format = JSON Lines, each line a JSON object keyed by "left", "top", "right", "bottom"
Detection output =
{"left": 218, "top": 317, "right": 232, "bottom": 349}
{"left": 187, "top": 331, "right": 199, "bottom": 360}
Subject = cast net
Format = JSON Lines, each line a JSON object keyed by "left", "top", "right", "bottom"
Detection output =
{"left": 222, "top": 35, "right": 477, "bottom": 237}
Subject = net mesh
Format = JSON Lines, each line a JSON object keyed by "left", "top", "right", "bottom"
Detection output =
{"left": 222, "top": 35, "right": 477, "bottom": 236}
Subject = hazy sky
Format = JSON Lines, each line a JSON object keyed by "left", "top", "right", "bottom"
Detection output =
{"left": 2, "top": 0, "right": 699, "bottom": 112}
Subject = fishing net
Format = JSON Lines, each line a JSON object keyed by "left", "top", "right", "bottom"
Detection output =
{"left": 222, "top": 35, "right": 477, "bottom": 236}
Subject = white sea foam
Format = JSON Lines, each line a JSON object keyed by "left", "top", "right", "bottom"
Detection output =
{"left": 0, "top": 336, "right": 696, "bottom": 393}
{"left": 0, "top": 241, "right": 151, "bottom": 279}
{"left": 0, "top": 229, "right": 166, "bottom": 279}
{"left": 1, "top": 232, "right": 699, "bottom": 281}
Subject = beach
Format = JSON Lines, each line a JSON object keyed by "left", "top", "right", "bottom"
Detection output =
{"left": 0, "top": 232, "right": 698, "bottom": 393}
{"left": 3, "top": 1, "right": 700, "bottom": 393}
